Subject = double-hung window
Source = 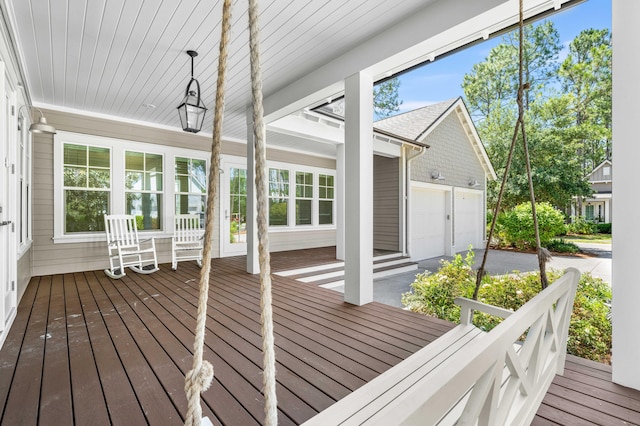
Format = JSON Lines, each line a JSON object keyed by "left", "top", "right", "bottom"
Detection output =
{"left": 54, "top": 132, "right": 208, "bottom": 242}
{"left": 63, "top": 143, "right": 111, "bottom": 233}
{"left": 17, "top": 113, "right": 32, "bottom": 252}
{"left": 269, "top": 168, "right": 289, "bottom": 226}
{"left": 295, "top": 172, "right": 313, "bottom": 225}
{"left": 175, "top": 157, "right": 207, "bottom": 216}
{"left": 125, "top": 151, "right": 163, "bottom": 230}
{"left": 318, "top": 174, "right": 334, "bottom": 225}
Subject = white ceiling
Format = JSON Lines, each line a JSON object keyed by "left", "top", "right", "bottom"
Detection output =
{"left": 3, "top": 0, "right": 571, "bottom": 148}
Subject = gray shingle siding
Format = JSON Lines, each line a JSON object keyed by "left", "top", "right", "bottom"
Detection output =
{"left": 411, "top": 113, "right": 485, "bottom": 189}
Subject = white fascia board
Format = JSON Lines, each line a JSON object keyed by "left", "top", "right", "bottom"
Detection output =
{"left": 263, "top": 0, "right": 570, "bottom": 123}
{"left": 268, "top": 113, "right": 344, "bottom": 145}
{"left": 453, "top": 102, "right": 498, "bottom": 180}
{"left": 373, "top": 139, "right": 402, "bottom": 158}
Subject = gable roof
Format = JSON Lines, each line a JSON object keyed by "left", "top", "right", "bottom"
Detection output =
{"left": 376, "top": 97, "right": 497, "bottom": 180}
{"left": 374, "top": 98, "right": 459, "bottom": 140}
{"left": 587, "top": 159, "right": 612, "bottom": 182}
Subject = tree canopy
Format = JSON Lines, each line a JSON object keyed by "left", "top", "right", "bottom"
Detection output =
{"left": 373, "top": 77, "right": 402, "bottom": 119}
{"left": 462, "top": 21, "right": 611, "bottom": 214}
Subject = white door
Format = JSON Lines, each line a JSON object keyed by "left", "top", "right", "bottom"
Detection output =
{"left": 455, "top": 191, "right": 483, "bottom": 253}
{"left": 222, "top": 162, "right": 247, "bottom": 256}
{"left": 410, "top": 186, "right": 446, "bottom": 260}
{"left": 1, "top": 63, "right": 17, "bottom": 333}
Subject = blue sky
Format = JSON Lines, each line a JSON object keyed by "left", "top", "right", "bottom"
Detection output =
{"left": 396, "top": 0, "right": 612, "bottom": 113}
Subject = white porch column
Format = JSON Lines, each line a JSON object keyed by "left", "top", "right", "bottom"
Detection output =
{"left": 344, "top": 71, "right": 373, "bottom": 306}
{"left": 246, "top": 111, "right": 260, "bottom": 274}
{"left": 336, "top": 143, "right": 346, "bottom": 260}
{"left": 612, "top": 0, "right": 640, "bottom": 390}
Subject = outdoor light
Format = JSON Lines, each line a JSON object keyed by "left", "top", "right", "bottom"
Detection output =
{"left": 177, "top": 50, "right": 207, "bottom": 133}
{"left": 18, "top": 105, "right": 56, "bottom": 134}
{"left": 468, "top": 179, "right": 480, "bottom": 187}
{"left": 431, "top": 171, "right": 445, "bottom": 180}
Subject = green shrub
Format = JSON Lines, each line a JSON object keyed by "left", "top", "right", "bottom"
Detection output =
{"left": 568, "top": 273, "right": 612, "bottom": 362}
{"left": 596, "top": 223, "right": 612, "bottom": 234}
{"left": 566, "top": 216, "right": 597, "bottom": 235}
{"left": 495, "top": 202, "right": 566, "bottom": 249}
{"left": 401, "top": 251, "right": 476, "bottom": 323}
{"left": 545, "top": 238, "right": 580, "bottom": 254}
{"left": 135, "top": 215, "right": 144, "bottom": 230}
{"left": 402, "top": 258, "right": 612, "bottom": 363}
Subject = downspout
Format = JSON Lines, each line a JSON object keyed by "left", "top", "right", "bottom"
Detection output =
{"left": 404, "top": 144, "right": 427, "bottom": 257}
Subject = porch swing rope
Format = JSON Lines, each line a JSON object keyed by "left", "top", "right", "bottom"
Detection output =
{"left": 183, "top": 0, "right": 279, "bottom": 424}
{"left": 473, "top": 0, "right": 550, "bottom": 300}
{"left": 183, "top": 0, "right": 232, "bottom": 425}
{"left": 248, "top": 0, "right": 279, "bottom": 423}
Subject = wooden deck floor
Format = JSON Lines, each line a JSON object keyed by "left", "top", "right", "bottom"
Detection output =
{"left": 1, "top": 248, "right": 639, "bottom": 425}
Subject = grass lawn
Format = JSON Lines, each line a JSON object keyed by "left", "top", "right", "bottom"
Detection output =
{"left": 563, "top": 234, "right": 612, "bottom": 244}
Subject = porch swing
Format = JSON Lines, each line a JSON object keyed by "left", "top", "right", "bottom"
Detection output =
{"left": 183, "top": 0, "right": 580, "bottom": 425}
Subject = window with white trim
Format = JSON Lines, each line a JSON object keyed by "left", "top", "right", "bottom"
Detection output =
{"left": 269, "top": 168, "right": 289, "bottom": 226}
{"left": 53, "top": 131, "right": 208, "bottom": 243}
{"left": 63, "top": 143, "right": 111, "bottom": 233}
{"left": 295, "top": 171, "right": 313, "bottom": 225}
{"left": 318, "top": 174, "right": 334, "bottom": 225}
{"left": 17, "top": 112, "right": 32, "bottom": 250}
{"left": 125, "top": 151, "right": 163, "bottom": 230}
{"left": 175, "top": 157, "right": 207, "bottom": 215}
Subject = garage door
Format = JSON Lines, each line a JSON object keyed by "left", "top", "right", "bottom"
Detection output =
{"left": 455, "top": 191, "right": 483, "bottom": 252}
{"left": 411, "top": 186, "right": 446, "bottom": 260}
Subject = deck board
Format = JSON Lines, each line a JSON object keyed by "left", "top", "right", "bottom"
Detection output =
{"left": 39, "top": 274, "right": 73, "bottom": 426}
{"left": 1, "top": 248, "right": 639, "bottom": 425}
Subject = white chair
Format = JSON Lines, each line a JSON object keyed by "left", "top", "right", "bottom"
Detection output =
{"left": 104, "top": 214, "right": 159, "bottom": 279}
{"left": 172, "top": 214, "right": 204, "bottom": 270}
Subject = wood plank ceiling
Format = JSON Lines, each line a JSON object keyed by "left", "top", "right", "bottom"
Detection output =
{"left": 5, "top": 0, "right": 433, "bottom": 142}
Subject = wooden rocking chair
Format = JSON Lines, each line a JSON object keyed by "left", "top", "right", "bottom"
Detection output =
{"left": 104, "top": 214, "right": 159, "bottom": 279}
{"left": 172, "top": 214, "right": 204, "bottom": 270}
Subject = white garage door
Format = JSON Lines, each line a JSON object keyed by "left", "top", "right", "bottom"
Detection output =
{"left": 411, "top": 186, "right": 446, "bottom": 260}
{"left": 455, "top": 191, "right": 483, "bottom": 252}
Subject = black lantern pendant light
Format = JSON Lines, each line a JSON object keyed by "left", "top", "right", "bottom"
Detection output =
{"left": 177, "top": 50, "right": 207, "bottom": 133}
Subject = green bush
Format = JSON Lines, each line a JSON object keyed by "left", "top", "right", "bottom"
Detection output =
{"left": 402, "top": 255, "right": 612, "bottom": 363}
{"left": 596, "top": 222, "right": 612, "bottom": 234}
{"left": 401, "top": 251, "right": 476, "bottom": 323}
{"left": 545, "top": 238, "right": 580, "bottom": 254}
{"left": 566, "top": 216, "right": 597, "bottom": 235}
{"left": 495, "top": 202, "right": 566, "bottom": 249}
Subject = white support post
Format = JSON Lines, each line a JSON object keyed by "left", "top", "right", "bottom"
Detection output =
{"left": 336, "top": 143, "right": 346, "bottom": 260}
{"left": 246, "top": 111, "right": 260, "bottom": 274}
{"left": 344, "top": 71, "right": 373, "bottom": 306}
{"left": 612, "top": 0, "right": 640, "bottom": 391}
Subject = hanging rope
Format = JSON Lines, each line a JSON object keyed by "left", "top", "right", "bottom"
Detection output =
{"left": 183, "top": 0, "right": 232, "bottom": 425}
{"left": 248, "top": 0, "right": 279, "bottom": 423}
{"left": 474, "top": 0, "right": 550, "bottom": 300}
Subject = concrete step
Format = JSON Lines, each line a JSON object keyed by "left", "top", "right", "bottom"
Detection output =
{"left": 300, "top": 258, "right": 418, "bottom": 286}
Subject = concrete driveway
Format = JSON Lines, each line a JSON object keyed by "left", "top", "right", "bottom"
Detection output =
{"left": 373, "top": 242, "right": 612, "bottom": 308}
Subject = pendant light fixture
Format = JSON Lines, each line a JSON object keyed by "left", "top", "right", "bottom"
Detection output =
{"left": 177, "top": 50, "right": 207, "bottom": 133}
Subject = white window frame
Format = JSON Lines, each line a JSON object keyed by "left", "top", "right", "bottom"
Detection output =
{"left": 53, "top": 131, "right": 208, "bottom": 243}
{"left": 174, "top": 155, "right": 208, "bottom": 216}
{"left": 265, "top": 159, "right": 336, "bottom": 232}
{"left": 17, "top": 109, "right": 32, "bottom": 256}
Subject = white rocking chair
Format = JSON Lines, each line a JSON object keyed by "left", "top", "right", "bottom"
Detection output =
{"left": 172, "top": 214, "right": 204, "bottom": 270}
{"left": 104, "top": 214, "right": 159, "bottom": 279}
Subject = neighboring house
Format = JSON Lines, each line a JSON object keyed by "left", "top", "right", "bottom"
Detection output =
{"left": 572, "top": 159, "right": 612, "bottom": 223}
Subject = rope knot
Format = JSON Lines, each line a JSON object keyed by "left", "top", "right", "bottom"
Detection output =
{"left": 185, "top": 361, "right": 214, "bottom": 395}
